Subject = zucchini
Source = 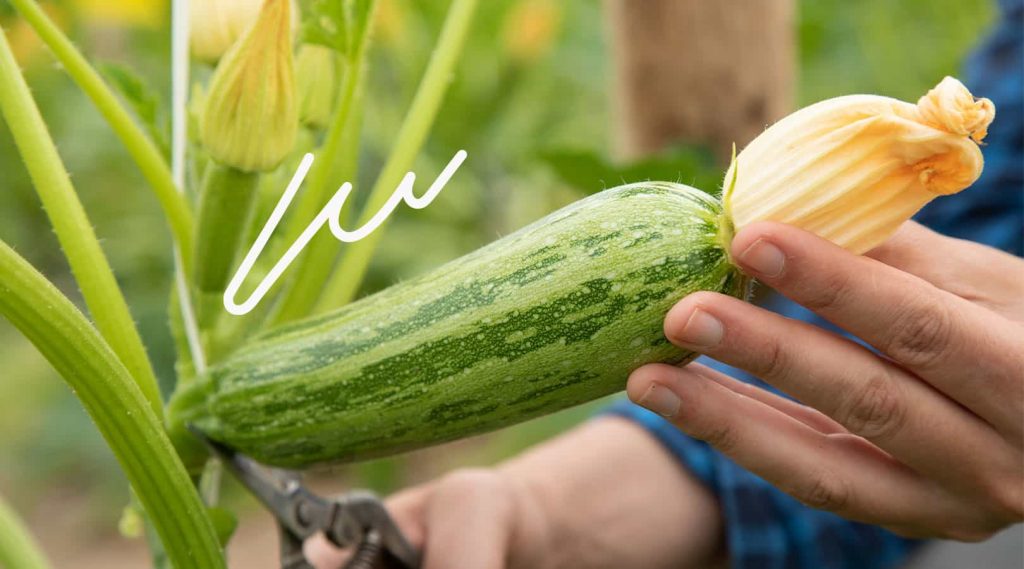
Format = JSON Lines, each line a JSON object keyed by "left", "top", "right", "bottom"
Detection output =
{"left": 170, "top": 182, "right": 748, "bottom": 467}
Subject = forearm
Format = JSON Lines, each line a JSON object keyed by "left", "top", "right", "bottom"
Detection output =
{"left": 498, "top": 417, "right": 726, "bottom": 569}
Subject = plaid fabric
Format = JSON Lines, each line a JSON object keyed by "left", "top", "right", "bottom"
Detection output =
{"left": 607, "top": 396, "right": 918, "bottom": 569}
{"left": 915, "top": 0, "right": 1023, "bottom": 255}
{"left": 605, "top": 3, "right": 1023, "bottom": 567}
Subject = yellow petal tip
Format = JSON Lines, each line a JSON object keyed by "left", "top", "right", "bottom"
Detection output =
{"left": 917, "top": 76, "right": 995, "bottom": 144}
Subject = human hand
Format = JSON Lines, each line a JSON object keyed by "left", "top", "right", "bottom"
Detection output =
{"left": 305, "top": 418, "right": 726, "bottom": 569}
{"left": 628, "top": 221, "right": 1024, "bottom": 541}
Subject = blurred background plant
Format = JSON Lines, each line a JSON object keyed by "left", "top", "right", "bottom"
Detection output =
{"left": 0, "top": 0, "right": 994, "bottom": 565}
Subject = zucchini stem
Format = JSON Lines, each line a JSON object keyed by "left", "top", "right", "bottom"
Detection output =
{"left": 271, "top": 21, "right": 375, "bottom": 324}
{"left": 0, "top": 27, "right": 164, "bottom": 419}
{"left": 0, "top": 240, "right": 225, "bottom": 569}
{"left": 316, "top": 0, "right": 480, "bottom": 311}
{"left": 718, "top": 146, "right": 740, "bottom": 264}
{"left": 192, "top": 163, "right": 260, "bottom": 333}
{"left": 8, "top": 0, "right": 195, "bottom": 268}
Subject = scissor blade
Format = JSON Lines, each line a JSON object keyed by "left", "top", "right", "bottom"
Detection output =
{"left": 188, "top": 427, "right": 334, "bottom": 539}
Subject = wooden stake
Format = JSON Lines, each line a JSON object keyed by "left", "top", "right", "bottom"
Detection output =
{"left": 606, "top": 0, "right": 796, "bottom": 161}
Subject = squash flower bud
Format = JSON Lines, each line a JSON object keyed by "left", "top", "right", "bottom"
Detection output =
{"left": 189, "top": 0, "right": 263, "bottom": 63}
{"left": 724, "top": 76, "right": 995, "bottom": 254}
{"left": 199, "top": 0, "right": 298, "bottom": 173}
{"left": 296, "top": 44, "right": 337, "bottom": 130}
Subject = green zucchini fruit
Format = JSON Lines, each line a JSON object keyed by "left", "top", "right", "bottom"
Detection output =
{"left": 170, "top": 182, "right": 748, "bottom": 467}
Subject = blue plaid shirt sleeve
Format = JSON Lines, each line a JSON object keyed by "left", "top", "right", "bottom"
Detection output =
{"left": 602, "top": 2, "right": 1023, "bottom": 568}
{"left": 915, "top": 0, "right": 1023, "bottom": 255}
{"left": 605, "top": 391, "right": 918, "bottom": 569}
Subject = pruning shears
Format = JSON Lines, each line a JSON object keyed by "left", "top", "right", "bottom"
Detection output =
{"left": 194, "top": 431, "right": 421, "bottom": 569}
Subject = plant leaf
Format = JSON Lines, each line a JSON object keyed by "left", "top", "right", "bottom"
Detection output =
{"left": 206, "top": 507, "right": 239, "bottom": 547}
{"left": 98, "top": 61, "right": 170, "bottom": 160}
{"left": 539, "top": 145, "right": 723, "bottom": 197}
{"left": 302, "top": 0, "right": 375, "bottom": 57}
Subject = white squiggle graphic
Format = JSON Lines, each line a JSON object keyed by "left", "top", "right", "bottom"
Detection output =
{"left": 223, "top": 150, "right": 468, "bottom": 316}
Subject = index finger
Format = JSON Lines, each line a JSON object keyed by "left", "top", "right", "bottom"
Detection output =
{"left": 731, "top": 221, "right": 1024, "bottom": 440}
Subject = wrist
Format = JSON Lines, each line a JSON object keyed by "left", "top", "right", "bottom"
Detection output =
{"left": 498, "top": 417, "right": 725, "bottom": 569}
{"left": 495, "top": 464, "right": 563, "bottom": 569}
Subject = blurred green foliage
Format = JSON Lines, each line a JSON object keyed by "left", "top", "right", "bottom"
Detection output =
{"left": 0, "top": 0, "right": 996, "bottom": 528}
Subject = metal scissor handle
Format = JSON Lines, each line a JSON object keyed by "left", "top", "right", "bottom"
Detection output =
{"left": 191, "top": 429, "right": 420, "bottom": 569}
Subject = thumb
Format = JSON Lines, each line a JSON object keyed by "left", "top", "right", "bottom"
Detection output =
{"left": 304, "top": 485, "right": 431, "bottom": 569}
{"left": 384, "top": 484, "right": 433, "bottom": 549}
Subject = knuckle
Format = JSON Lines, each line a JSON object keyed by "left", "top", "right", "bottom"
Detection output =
{"left": 882, "top": 297, "right": 955, "bottom": 369}
{"left": 836, "top": 373, "right": 906, "bottom": 441}
{"left": 751, "top": 336, "right": 790, "bottom": 381}
{"left": 438, "top": 468, "right": 509, "bottom": 500}
{"left": 432, "top": 466, "right": 520, "bottom": 528}
{"left": 696, "top": 422, "right": 741, "bottom": 455}
{"left": 799, "top": 270, "right": 854, "bottom": 313}
{"left": 433, "top": 468, "right": 519, "bottom": 527}
{"left": 788, "top": 470, "right": 850, "bottom": 512}
{"left": 982, "top": 475, "right": 1024, "bottom": 522}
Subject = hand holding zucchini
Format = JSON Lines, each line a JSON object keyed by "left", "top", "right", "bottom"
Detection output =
{"left": 169, "top": 77, "right": 994, "bottom": 468}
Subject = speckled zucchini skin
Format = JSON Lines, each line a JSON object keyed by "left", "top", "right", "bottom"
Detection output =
{"left": 173, "top": 182, "right": 746, "bottom": 467}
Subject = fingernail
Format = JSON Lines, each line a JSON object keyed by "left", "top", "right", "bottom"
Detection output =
{"left": 677, "top": 308, "right": 724, "bottom": 348}
{"left": 738, "top": 238, "right": 785, "bottom": 277}
{"left": 638, "top": 384, "right": 680, "bottom": 418}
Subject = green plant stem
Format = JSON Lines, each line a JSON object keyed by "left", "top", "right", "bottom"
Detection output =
{"left": 0, "top": 240, "right": 225, "bottom": 569}
{"left": 0, "top": 29, "right": 164, "bottom": 419}
{"left": 317, "top": 0, "right": 479, "bottom": 311}
{"left": 193, "top": 164, "right": 259, "bottom": 291}
{"left": 192, "top": 163, "right": 259, "bottom": 334}
{"left": 270, "top": 59, "right": 369, "bottom": 324}
{"left": 0, "top": 493, "right": 51, "bottom": 569}
{"left": 8, "top": 0, "right": 194, "bottom": 268}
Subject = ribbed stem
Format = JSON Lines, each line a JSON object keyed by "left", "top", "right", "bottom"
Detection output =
{"left": 0, "top": 240, "right": 225, "bottom": 569}
{"left": 0, "top": 494, "right": 51, "bottom": 569}
{"left": 0, "top": 28, "right": 163, "bottom": 419}
{"left": 316, "top": 0, "right": 479, "bottom": 311}
{"left": 192, "top": 163, "right": 259, "bottom": 334}
{"left": 271, "top": 50, "right": 370, "bottom": 324}
{"left": 8, "top": 0, "right": 195, "bottom": 268}
{"left": 193, "top": 164, "right": 260, "bottom": 291}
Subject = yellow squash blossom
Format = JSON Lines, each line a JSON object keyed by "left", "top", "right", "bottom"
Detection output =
{"left": 189, "top": 0, "right": 264, "bottom": 63}
{"left": 200, "top": 0, "right": 297, "bottom": 172}
{"left": 725, "top": 76, "right": 995, "bottom": 254}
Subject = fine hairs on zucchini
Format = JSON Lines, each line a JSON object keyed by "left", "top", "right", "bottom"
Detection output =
{"left": 169, "top": 77, "right": 993, "bottom": 468}
{"left": 170, "top": 183, "right": 747, "bottom": 467}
